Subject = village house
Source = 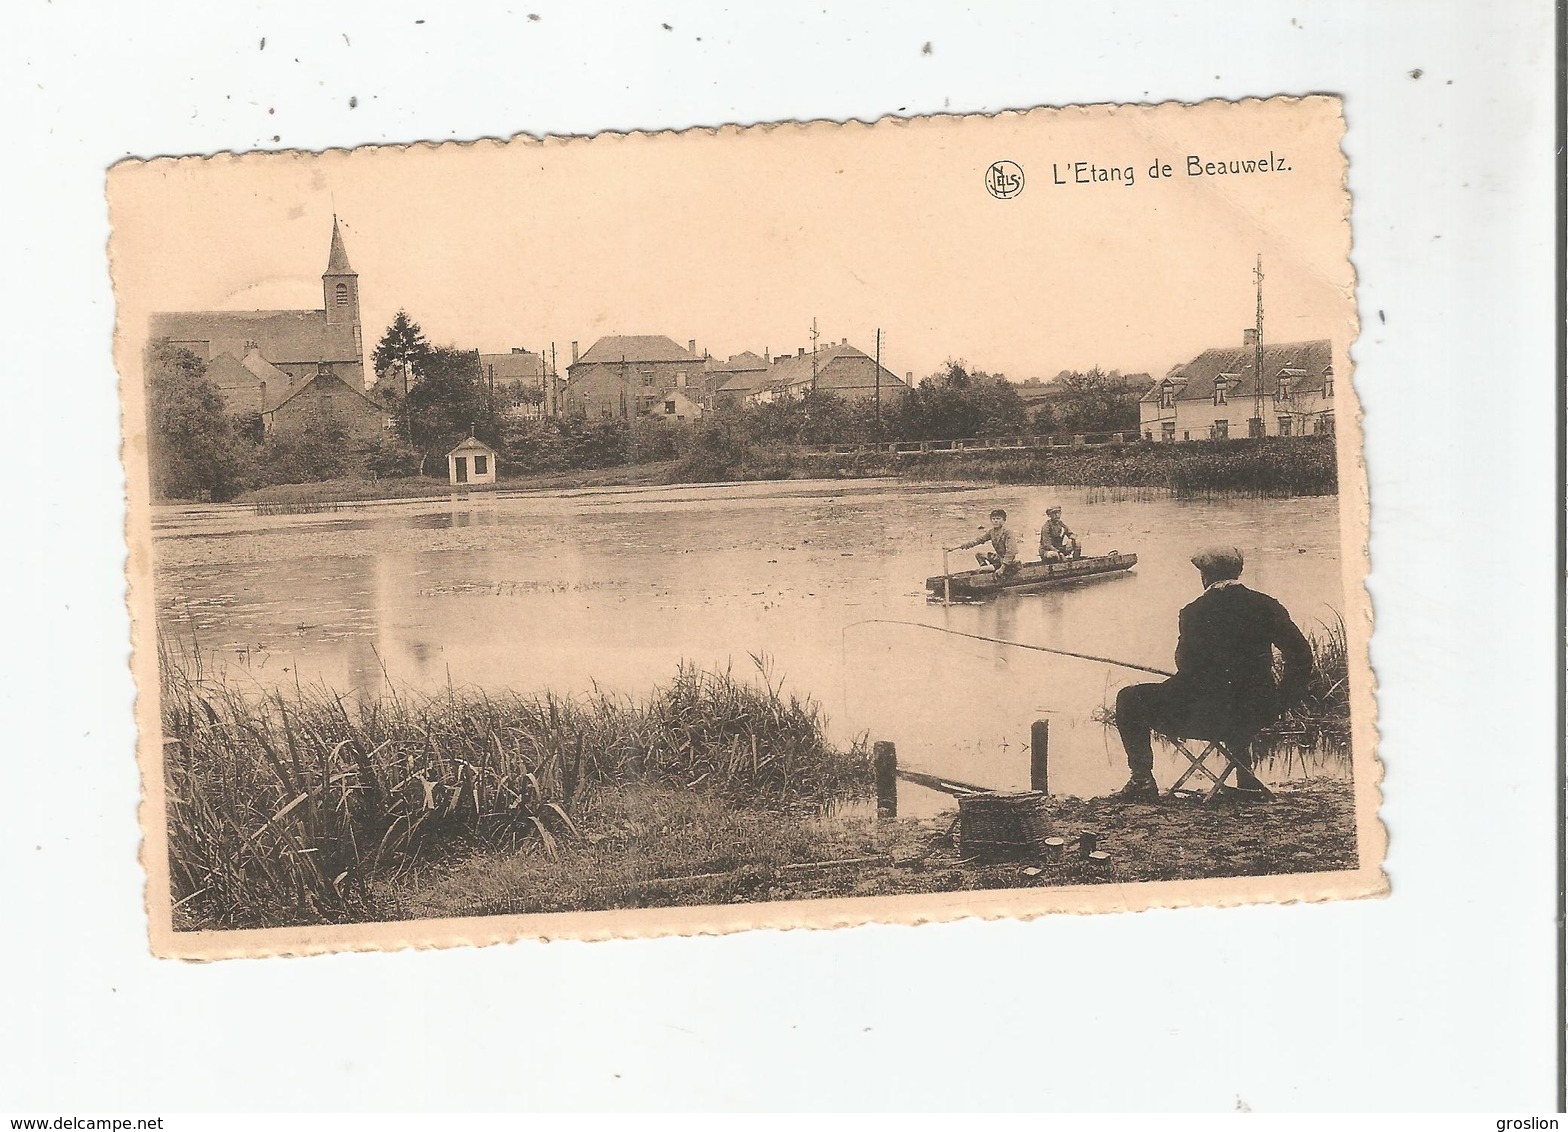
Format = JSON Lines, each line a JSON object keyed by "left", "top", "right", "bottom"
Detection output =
{"left": 150, "top": 218, "right": 368, "bottom": 408}
{"left": 1139, "top": 332, "right": 1337, "bottom": 442}
{"left": 702, "top": 349, "right": 771, "bottom": 405}
{"left": 563, "top": 335, "right": 706, "bottom": 418}
{"left": 716, "top": 340, "right": 909, "bottom": 407}
{"left": 479, "top": 347, "right": 562, "bottom": 419}
{"left": 261, "top": 362, "right": 387, "bottom": 444}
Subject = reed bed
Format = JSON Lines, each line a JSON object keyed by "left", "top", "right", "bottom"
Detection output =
{"left": 161, "top": 654, "right": 870, "bottom": 929}
{"left": 894, "top": 437, "right": 1338, "bottom": 498}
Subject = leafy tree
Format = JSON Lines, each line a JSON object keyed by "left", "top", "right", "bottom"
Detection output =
{"left": 891, "top": 359, "right": 1027, "bottom": 441}
{"left": 255, "top": 406, "right": 356, "bottom": 486}
{"left": 404, "top": 346, "right": 500, "bottom": 473}
{"left": 144, "top": 341, "right": 251, "bottom": 501}
{"left": 1052, "top": 366, "right": 1140, "bottom": 433}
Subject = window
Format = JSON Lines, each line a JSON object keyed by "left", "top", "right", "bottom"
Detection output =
{"left": 640, "top": 369, "right": 655, "bottom": 388}
{"left": 1324, "top": 369, "right": 1335, "bottom": 399}
{"left": 1315, "top": 413, "right": 1335, "bottom": 436}
{"left": 676, "top": 371, "right": 687, "bottom": 389}
{"left": 1159, "top": 383, "right": 1174, "bottom": 409}
{"left": 1276, "top": 374, "right": 1289, "bottom": 400}
{"left": 1277, "top": 416, "right": 1293, "bottom": 437}
{"left": 1212, "top": 419, "right": 1229, "bottom": 440}
{"left": 1161, "top": 421, "right": 1175, "bottom": 442}
{"left": 1182, "top": 430, "right": 1190, "bottom": 441}
{"left": 474, "top": 454, "right": 489, "bottom": 475}
{"left": 1248, "top": 416, "right": 1264, "bottom": 438}
{"left": 335, "top": 282, "right": 349, "bottom": 306}
{"left": 665, "top": 400, "right": 677, "bottom": 414}
{"left": 1213, "top": 374, "right": 1236, "bottom": 406}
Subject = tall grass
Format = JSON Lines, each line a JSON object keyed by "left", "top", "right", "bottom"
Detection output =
{"left": 896, "top": 437, "right": 1338, "bottom": 498}
{"left": 161, "top": 652, "right": 869, "bottom": 928}
{"left": 1264, "top": 616, "right": 1351, "bottom": 751}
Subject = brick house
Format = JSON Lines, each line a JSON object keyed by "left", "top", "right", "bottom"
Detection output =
{"left": 1139, "top": 333, "right": 1337, "bottom": 442}
{"left": 564, "top": 335, "right": 706, "bottom": 417}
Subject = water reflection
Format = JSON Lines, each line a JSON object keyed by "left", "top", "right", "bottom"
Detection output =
{"left": 155, "top": 479, "right": 1349, "bottom": 802}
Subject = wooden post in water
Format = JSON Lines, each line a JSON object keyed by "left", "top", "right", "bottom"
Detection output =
{"left": 873, "top": 741, "right": 897, "bottom": 819}
{"left": 1030, "top": 720, "right": 1050, "bottom": 794}
{"left": 942, "top": 549, "right": 951, "bottom": 606}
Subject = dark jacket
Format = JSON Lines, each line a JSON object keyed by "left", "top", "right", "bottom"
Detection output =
{"left": 1169, "top": 582, "right": 1312, "bottom": 733}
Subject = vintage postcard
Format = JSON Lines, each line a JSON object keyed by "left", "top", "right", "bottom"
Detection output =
{"left": 112, "top": 96, "right": 1381, "bottom": 959}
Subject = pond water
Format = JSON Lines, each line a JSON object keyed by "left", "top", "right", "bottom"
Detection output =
{"left": 154, "top": 478, "right": 1348, "bottom": 812}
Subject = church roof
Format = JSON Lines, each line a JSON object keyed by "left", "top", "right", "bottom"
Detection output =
{"left": 149, "top": 309, "right": 356, "bottom": 364}
{"left": 265, "top": 366, "right": 381, "bottom": 415}
{"left": 326, "top": 217, "right": 354, "bottom": 274}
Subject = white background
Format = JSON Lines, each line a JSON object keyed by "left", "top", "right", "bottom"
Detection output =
{"left": 2, "top": 0, "right": 1559, "bottom": 1112}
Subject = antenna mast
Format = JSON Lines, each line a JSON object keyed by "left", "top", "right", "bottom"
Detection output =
{"left": 1252, "top": 254, "right": 1265, "bottom": 433}
{"left": 809, "top": 317, "right": 820, "bottom": 392}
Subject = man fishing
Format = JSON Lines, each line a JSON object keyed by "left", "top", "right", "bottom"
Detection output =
{"left": 1110, "top": 545, "right": 1312, "bottom": 803}
{"left": 1039, "top": 505, "right": 1080, "bottom": 561}
{"left": 951, "top": 508, "right": 1021, "bottom": 578}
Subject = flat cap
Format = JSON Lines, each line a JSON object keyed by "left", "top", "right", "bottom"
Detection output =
{"left": 1046, "top": 505, "right": 1063, "bottom": 515}
{"left": 1190, "top": 545, "right": 1244, "bottom": 577}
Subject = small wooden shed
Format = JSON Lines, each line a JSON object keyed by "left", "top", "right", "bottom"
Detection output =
{"left": 446, "top": 435, "right": 498, "bottom": 486}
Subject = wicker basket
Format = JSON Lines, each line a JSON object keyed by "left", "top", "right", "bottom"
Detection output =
{"left": 957, "top": 791, "right": 1053, "bottom": 860}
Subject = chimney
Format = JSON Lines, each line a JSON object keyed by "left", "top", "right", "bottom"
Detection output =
{"left": 571, "top": 340, "right": 580, "bottom": 363}
{"left": 512, "top": 346, "right": 525, "bottom": 354}
{"left": 1243, "top": 327, "right": 1258, "bottom": 347}
{"left": 688, "top": 338, "right": 697, "bottom": 356}
{"left": 841, "top": 337, "right": 847, "bottom": 346}
{"left": 764, "top": 348, "right": 770, "bottom": 362}
{"left": 906, "top": 371, "right": 913, "bottom": 382}
{"left": 797, "top": 346, "right": 805, "bottom": 358}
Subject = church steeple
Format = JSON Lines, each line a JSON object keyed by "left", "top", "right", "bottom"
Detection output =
{"left": 322, "top": 216, "right": 362, "bottom": 368}
{"left": 325, "top": 215, "right": 354, "bottom": 274}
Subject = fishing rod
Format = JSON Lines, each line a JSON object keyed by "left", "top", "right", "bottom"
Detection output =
{"left": 842, "top": 618, "right": 1176, "bottom": 678}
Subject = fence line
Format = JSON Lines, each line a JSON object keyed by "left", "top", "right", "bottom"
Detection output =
{"left": 796, "top": 431, "right": 1139, "bottom": 457}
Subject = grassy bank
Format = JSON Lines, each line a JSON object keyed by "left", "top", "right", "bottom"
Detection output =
{"left": 395, "top": 777, "right": 1358, "bottom": 916}
{"left": 228, "top": 460, "right": 680, "bottom": 509}
{"left": 162, "top": 654, "right": 868, "bottom": 929}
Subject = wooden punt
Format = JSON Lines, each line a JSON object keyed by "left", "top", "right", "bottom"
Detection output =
{"left": 926, "top": 551, "right": 1137, "bottom": 601}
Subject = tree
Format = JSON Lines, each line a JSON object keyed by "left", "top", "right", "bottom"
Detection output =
{"left": 144, "top": 341, "right": 251, "bottom": 501}
{"left": 372, "top": 310, "right": 432, "bottom": 388}
{"left": 1053, "top": 366, "right": 1140, "bottom": 433}
{"left": 405, "top": 346, "right": 499, "bottom": 472}
{"left": 892, "top": 359, "right": 1027, "bottom": 441}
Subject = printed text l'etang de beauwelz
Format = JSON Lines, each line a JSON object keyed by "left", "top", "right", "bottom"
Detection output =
{"left": 1053, "top": 152, "right": 1294, "bottom": 187}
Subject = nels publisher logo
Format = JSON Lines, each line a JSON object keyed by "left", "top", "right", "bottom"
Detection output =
{"left": 985, "top": 160, "right": 1024, "bottom": 199}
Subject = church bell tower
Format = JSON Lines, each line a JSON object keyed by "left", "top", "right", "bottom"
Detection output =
{"left": 322, "top": 216, "right": 364, "bottom": 381}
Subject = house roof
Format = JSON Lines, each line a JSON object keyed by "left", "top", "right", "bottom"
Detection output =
{"left": 325, "top": 217, "right": 354, "bottom": 274}
{"left": 204, "top": 352, "right": 267, "bottom": 407}
{"left": 1144, "top": 340, "right": 1333, "bottom": 403}
{"left": 708, "top": 350, "right": 769, "bottom": 374}
{"left": 479, "top": 351, "right": 546, "bottom": 382}
{"left": 265, "top": 367, "right": 382, "bottom": 415}
{"left": 447, "top": 435, "right": 497, "bottom": 456}
{"left": 150, "top": 309, "right": 357, "bottom": 364}
{"left": 240, "top": 347, "right": 291, "bottom": 386}
{"left": 761, "top": 343, "right": 908, "bottom": 395}
{"left": 718, "top": 371, "right": 762, "bottom": 393}
{"left": 575, "top": 335, "right": 702, "bottom": 366}
{"left": 563, "top": 362, "right": 623, "bottom": 391}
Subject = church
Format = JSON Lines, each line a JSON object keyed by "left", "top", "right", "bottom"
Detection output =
{"left": 149, "top": 218, "right": 384, "bottom": 443}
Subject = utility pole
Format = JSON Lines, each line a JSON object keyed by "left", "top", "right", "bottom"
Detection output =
{"left": 874, "top": 327, "right": 882, "bottom": 441}
{"left": 1252, "top": 253, "right": 1265, "bottom": 436}
{"left": 810, "top": 316, "right": 820, "bottom": 392}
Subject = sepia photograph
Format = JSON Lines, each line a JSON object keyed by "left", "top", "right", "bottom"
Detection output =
{"left": 113, "top": 96, "right": 1381, "bottom": 957}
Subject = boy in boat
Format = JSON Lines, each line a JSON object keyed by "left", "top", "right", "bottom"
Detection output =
{"left": 1109, "top": 546, "right": 1312, "bottom": 803}
{"left": 1039, "top": 505, "right": 1080, "bottom": 561}
{"left": 952, "top": 509, "right": 1021, "bottom": 578}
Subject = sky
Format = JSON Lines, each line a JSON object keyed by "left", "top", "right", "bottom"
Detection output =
{"left": 109, "top": 98, "right": 1356, "bottom": 385}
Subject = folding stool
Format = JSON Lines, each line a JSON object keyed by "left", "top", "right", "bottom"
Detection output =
{"left": 1166, "top": 735, "right": 1273, "bottom": 802}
